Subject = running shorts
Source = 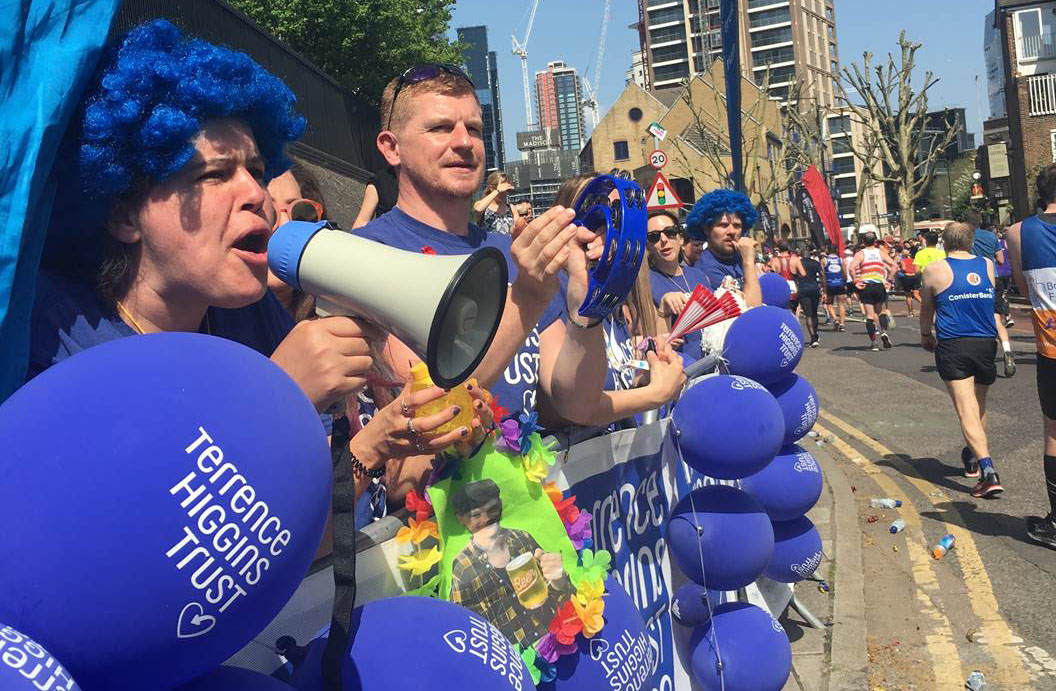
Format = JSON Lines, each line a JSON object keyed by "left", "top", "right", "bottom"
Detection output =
{"left": 859, "top": 283, "right": 888, "bottom": 305}
{"left": 825, "top": 285, "right": 846, "bottom": 299}
{"left": 898, "top": 275, "right": 921, "bottom": 292}
{"left": 1038, "top": 354, "right": 1056, "bottom": 420}
{"left": 935, "top": 337, "right": 997, "bottom": 385}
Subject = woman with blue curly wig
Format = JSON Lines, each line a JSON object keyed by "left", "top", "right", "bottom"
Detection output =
{"left": 684, "top": 189, "right": 763, "bottom": 308}
{"left": 29, "top": 21, "right": 472, "bottom": 465}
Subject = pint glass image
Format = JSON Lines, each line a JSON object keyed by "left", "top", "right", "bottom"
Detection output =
{"left": 506, "top": 552, "right": 548, "bottom": 610}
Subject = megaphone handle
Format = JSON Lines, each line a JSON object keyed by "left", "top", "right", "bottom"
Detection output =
{"left": 311, "top": 297, "right": 404, "bottom": 403}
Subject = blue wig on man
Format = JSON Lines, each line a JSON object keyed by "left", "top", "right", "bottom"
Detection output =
{"left": 684, "top": 189, "right": 758, "bottom": 241}
{"left": 46, "top": 19, "right": 306, "bottom": 271}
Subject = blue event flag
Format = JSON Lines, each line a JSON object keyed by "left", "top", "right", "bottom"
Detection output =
{"left": 0, "top": 0, "right": 120, "bottom": 401}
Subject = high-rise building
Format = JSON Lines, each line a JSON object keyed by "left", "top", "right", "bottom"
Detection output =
{"left": 535, "top": 61, "right": 586, "bottom": 153}
{"left": 984, "top": 9, "right": 1007, "bottom": 119}
{"left": 457, "top": 25, "right": 505, "bottom": 173}
{"left": 636, "top": 0, "right": 840, "bottom": 108}
{"left": 626, "top": 50, "right": 649, "bottom": 88}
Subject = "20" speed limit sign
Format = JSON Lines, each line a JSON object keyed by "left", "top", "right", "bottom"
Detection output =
{"left": 649, "top": 149, "right": 667, "bottom": 170}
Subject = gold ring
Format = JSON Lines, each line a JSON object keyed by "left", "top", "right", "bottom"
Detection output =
{"left": 400, "top": 400, "right": 411, "bottom": 416}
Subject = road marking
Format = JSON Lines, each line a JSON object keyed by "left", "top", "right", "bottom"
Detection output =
{"left": 815, "top": 421, "right": 966, "bottom": 689}
{"left": 819, "top": 410, "right": 1035, "bottom": 685}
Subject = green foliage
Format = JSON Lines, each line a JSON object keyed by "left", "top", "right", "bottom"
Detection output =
{"left": 229, "top": 0, "right": 465, "bottom": 105}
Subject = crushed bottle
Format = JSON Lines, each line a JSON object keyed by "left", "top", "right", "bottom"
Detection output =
{"left": 870, "top": 498, "right": 902, "bottom": 509}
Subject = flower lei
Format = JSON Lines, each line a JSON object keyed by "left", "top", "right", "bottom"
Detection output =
{"left": 396, "top": 408, "right": 613, "bottom": 685}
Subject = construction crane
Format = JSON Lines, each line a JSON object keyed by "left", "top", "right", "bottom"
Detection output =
{"left": 511, "top": 0, "right": 542, "bottom": 128}
{"left": 581, "top": 0, "right": 611, "bottom": 130}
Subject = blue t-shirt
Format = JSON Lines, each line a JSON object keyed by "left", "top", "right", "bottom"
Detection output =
{"left": 648, "top": 263, "right": 711, "bottom": 362}
{"left": 694, "top": 248, "right": 745, "bottom": 291}
{"left": 353, "top": 207, "right": 564, "bottom": 418}
{"left": 972, "top": 228, "right": 999, "bottom": 262}
{"left": 29, "top": 271, "right": 294, "bottom": 379}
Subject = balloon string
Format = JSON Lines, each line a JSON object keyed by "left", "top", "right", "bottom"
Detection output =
{"left": 675, "top": 435, "right": 726, "bottom": 691}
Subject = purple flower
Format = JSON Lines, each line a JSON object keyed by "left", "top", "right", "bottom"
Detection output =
{"left": 496, "top": 418, "right": 522, "bottom": 453}
{"left": 566, "top": 511, "right": 593, "bottom": 550}
{"left": 535, "top": 633, "right": 577, "bottom": 663}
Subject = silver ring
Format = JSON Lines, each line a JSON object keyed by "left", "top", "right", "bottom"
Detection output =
{"left": 414, "top": 437, "right": 425, "bottom": 452}
{"left": 405, "top": 417, "right": 417, "bottom": 436}
{"left": 400, "top": 400, "right": 411, "bottom": 416}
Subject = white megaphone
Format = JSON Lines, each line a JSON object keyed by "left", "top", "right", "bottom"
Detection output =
{"left": 268, "top": 221, "right": 508, "bottom": 388}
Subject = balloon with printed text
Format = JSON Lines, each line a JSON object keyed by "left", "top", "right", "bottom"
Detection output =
{"left": 689, "top": 602, "right": 792, "bottom": 691}
{"left": 769, "top": 375, "right": 819, "bottom": 446}
{"left": 343, "top": 596, "right": 537, "bottom": 691}
{"left": 671, "top": 375, "right": 784, "bottom": 479}
{"left": 666, "top": 485, "right": 774, "bottom": 591}
{"left": 764, "top": 516, "right": 824, "bottom": 583}
{"left": 740, "top": 445, "right": 824, "bottom": 522}
{"left": 542, "top": 576, "right": 657, "bottom": 691}
{"left": 670, "top": 583, "right": 724, "bottom": 628}
{"left": 722, "top": 306, "right": 804, "bottom": 387}
{"left": 0, "top": 624, "right": 81, "bottom": 690}
{"left": 0, "top": 333, "right": 331, "bottom": 690}
{"left": 758, "top": 273, "right": 791, "bottom": 309}
{"left": 175, "top": 666, "right": 295, "bottom": 690}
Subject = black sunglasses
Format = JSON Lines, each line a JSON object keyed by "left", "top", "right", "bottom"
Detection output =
{"left": 647, "top": 228, "right": 682, "bottom": 243}
{"left": 387, "top": 63, "right": 476, "bottom": 130}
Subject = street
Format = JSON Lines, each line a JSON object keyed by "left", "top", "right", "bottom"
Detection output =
{"left": 796, "top": 299, "right": 1056, "bottom": 689}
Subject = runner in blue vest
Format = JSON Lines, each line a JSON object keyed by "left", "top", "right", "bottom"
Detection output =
{"left": 822, "top": 242, "right": 847, "bottom": 332}
{"left": 920, "top": 222, "right": 1003, "bottom": 498}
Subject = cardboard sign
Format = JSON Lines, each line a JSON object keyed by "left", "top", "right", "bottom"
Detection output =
{"left": 647, "top": 121, "right": 667, "bottom": 141}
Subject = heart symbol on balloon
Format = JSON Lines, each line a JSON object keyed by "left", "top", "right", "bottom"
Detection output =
{"left": 443, "top": 629, "right": 467, "bottom": 654}
{"left": 177, "top": 602, "right": 216, "bottom": 639}
{"left": 589, "top": 638, "right": 609, "bottom": 661}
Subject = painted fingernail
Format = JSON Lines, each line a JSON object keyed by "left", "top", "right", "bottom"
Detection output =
{"left": 460, "top": 427, "right": 469, "bottom": 437}
{"left": 465, "top": 382, "right": 475, "bottom": 391}
{"left": 474, "top": 400, "right": 484, "bottom": 409}
{"left": 452, "top": 406, "right": 462, "bottom": 415}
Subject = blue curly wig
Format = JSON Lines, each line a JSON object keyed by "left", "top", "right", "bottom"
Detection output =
{"left": 47, "top": 19, "right": 305, "bottom": 268}
{"left": 684, "top": 189, "right": 758, "bottom": 241}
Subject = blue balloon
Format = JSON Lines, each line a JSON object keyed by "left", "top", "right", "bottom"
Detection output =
{"left": 769, "top": 375, "right": 819, "bottom": 446}
{"left": 671, "top": 375, "right": 784, "bottom": 479}
{"left": 758, "top": 273, "right": 791, "bottom": 308}
{"left": 0, "top": 334, "right": 331, "bottom": 690}
{"left": 741, "top": 445, "right": 823, "bottom": 521}
{"left": 0, "top": 624, "right": 81, "bottom": 690}
{"left": 722, "top": 306, "right": 804, "bottom": 387}
{"left": 670, "top": 583, "right": 724, "bottom": 628}
{"left": 344, "top": 597, "right": 536, "bottom": 691}
{"left": 175, "top": 666, "right": 294, "bottom": 690}
{"left": 666, "top": 485, "right": 774, "bottom": 590}
{"left": 544, "top": 576, "right": 657, "bottom": 690}
{"left": 765, "top": 517, "right": 824, "bottom": 583}
{"left": 690, "top": 602, "right": 791, "bottom": 691}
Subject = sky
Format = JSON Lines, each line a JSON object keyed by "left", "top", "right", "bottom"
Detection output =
{"left": 447, "top": 0, "right": 996, "bottom": 163}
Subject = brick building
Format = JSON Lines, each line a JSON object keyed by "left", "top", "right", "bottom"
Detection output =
{"left": 992, "top": 0, "right": 1056, "bottom": 218}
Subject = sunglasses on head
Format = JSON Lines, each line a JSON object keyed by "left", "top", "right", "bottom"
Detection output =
{"left": 278, "top": 198, "right": 324, "bottom": 224}
{"left": 647, "top": 228, "right": 682, "bottom": 243}
{"left": 387, "top": 63, "right": 476, "bottom": 130}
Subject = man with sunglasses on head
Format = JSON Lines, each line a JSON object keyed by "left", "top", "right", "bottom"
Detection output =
{"left": 353, "top": 63, "right": 607, "bottom": 430}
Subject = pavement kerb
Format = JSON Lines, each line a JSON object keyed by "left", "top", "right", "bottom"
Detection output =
{"left": 815, "top": 439, "right": 869, "bottom": 691}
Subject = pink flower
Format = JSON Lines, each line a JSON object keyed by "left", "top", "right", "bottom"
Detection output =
{"left": 496, "top": 418, "right": 522, "bottom": 453}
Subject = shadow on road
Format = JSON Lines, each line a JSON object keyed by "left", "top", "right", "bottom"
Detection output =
{"left": 874, "top": 453, "right": 972, "bottom": 498}
{"left": 919, "top": 502, "right": 1037, "bottom": 549}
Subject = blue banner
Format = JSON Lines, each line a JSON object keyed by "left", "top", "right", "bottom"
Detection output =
{"left": 720, "top": 0, "right": 744, "bottom": 194}
{"left": 0, "top": 1, "right": 120, "bottom": 402}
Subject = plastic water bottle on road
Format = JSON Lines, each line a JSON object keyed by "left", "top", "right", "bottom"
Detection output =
{"left": 870, "top": 497, "right": 902, "bottom": 508}
{"left": 889, "top": 519, "right": 906, "bottom": 534}
{"left": 965, "top": 670, "right": 987, "bottom": 690}
{"left": 932, "top": 534, "right": 956, "bottom": 559}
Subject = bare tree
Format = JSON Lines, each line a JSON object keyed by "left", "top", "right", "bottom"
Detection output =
{"left": 664, "top": 69, "right": 825, "bottom": 209}
{"left": 840, "top": 31, "right": 961, "bottom": 237}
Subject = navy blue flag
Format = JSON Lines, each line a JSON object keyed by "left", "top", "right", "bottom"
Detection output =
{"left": 0, "top": 0, "right": 120, "bottom": 401}
{"left": 720, "top": 0, "right": 743, "bottom": 193}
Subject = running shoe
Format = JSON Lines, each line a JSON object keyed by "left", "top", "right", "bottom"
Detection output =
{"left": 809, "top": 339, "right": 820, "bottom": 348}
{"left": 888, "top": 315, "right": 896, "bottom": 328}
{"left": 1005, "top": 316, "right": 1015, "bottom": 328}
{"left": 836, "top": 323, "right": 845, "bottom": 332}
{"left": 971, "top": 472, "right": 1004, "bottom": 498}
{"left": 880, "top": 332, "right": 892, "bottom": 349}
{"left": 1004, "top": 351, "right": 1016, "bottom": 378}
{"left": 961, "top": 446, "right": 980, "bottom": 478}
{"left": 870, "top": 343, "right": 880, "bottom": 352}
{"left": 1026, "top": 513, "right": 1056, "bottom": 549}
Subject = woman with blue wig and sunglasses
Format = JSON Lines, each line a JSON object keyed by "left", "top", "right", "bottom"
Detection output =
{"left": 30, "top": 20, "right": 476, "bottom": 500}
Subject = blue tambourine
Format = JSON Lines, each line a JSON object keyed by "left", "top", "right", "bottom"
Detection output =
{"left": 572, "top": 174, "right": 648, "bottom": 320}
